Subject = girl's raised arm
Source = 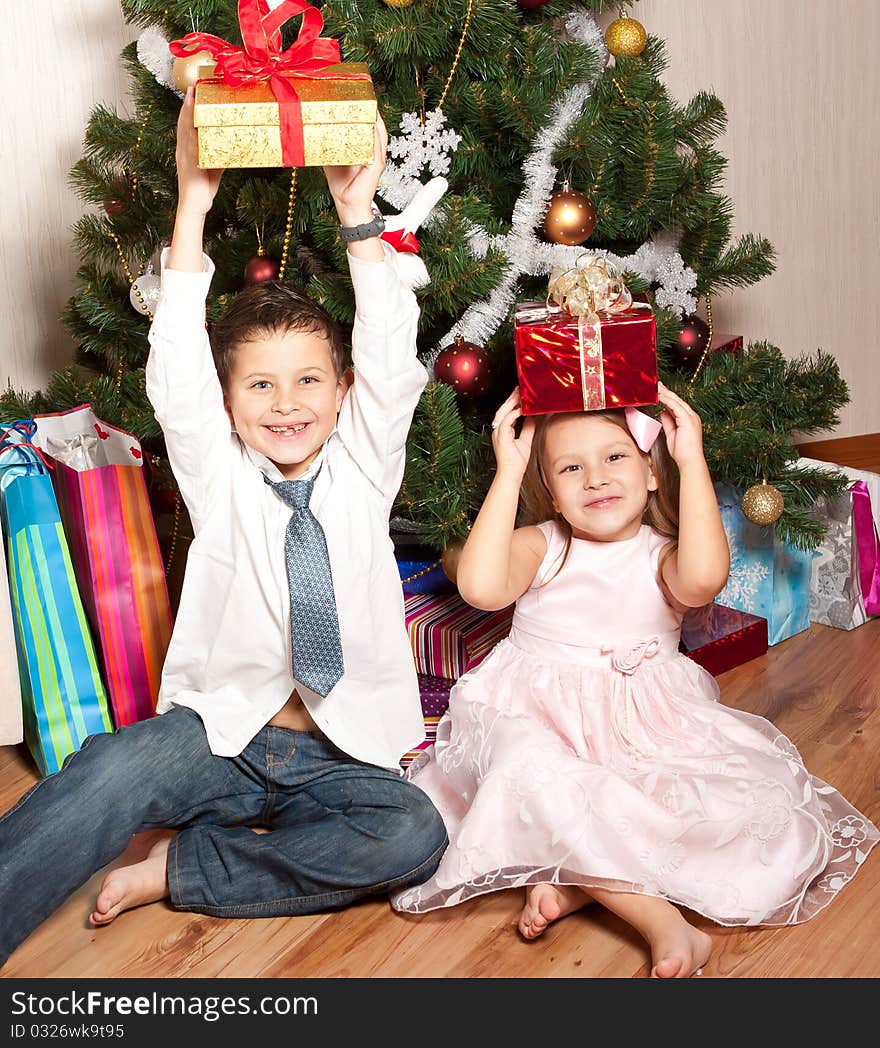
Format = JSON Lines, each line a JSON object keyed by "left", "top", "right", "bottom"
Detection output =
{"left": 457, "top": 390, "right": 547, "bottom": 611}
{"left": 656, "top": 383, "right": 730, "bottom": 607}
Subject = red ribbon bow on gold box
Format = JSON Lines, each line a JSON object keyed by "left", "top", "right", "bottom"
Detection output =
{"left": 170, "top": 0, "right": 374, "bottom": 168}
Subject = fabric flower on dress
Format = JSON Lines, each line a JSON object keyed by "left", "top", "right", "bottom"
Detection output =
{"left": 743, "top": 780, "right": 794, "bottom": 842}
{"left": 817, "top": 870, "right": 852, "bottom": 894}
{"left": 830, "top": 815, "right": 869, "bottom": 849}
{"left": 640, "top": 840, "right": 686, "bottom": 878}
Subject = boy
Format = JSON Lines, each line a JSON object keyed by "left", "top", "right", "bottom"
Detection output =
{"left": 0, "top": 91, "right": 446, "bottom": 967}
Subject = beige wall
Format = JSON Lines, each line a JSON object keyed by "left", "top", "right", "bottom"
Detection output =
{"left": 1, "top": 0, "right": 132, "bottom": 395}
{"left": 624, "top": 0, "right": 880, "bottom": 439}
{"left": 3, "top": 1, "right": 878, "bottom": 438}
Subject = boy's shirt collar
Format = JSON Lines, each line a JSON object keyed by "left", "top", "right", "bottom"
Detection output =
{"left": 242, "top": 429, "right": 335, "bottom": 485}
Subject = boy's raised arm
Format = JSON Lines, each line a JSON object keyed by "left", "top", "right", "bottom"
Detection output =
{"left": 167, "top": 87, "right": 223, "bottom": 273}
{"left": 326, "top": 117, "right": 428, "bottom": 499}
{"left": 145, "top": 88, "right": 230, "bottom": 530}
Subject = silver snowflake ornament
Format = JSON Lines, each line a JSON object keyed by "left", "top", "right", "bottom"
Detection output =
{"left": 387, "top": 109, "right": 462, "bottom": 180}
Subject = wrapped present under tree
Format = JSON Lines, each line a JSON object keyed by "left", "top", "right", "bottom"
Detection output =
{"left": 714, "top": 483, "right": 816, "bottom": 646}
{"left": 399, "top": 674, "right": 454, "bottom": 770}
{"left": 404, "top": 591, "right": 513, "bottom": 679}
{"left": 798, "top": 457, "right": 880, "bottom": 630}
{"left": 679, "top": 602, "right": 768, "bottom": 676}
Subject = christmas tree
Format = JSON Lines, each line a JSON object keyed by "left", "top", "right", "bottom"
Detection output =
{"left": 1, "top": 0, "right": 849, "bottom": 575}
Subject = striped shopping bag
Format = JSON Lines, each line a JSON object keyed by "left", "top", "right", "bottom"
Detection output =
{"left": 32, "top": 405, "right": 173, "bottom": 727}
{"left": 0, "top": 423, "right": 113, "bottom": 775}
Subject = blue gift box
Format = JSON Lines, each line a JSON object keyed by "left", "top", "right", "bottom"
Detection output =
{"left": 397, "top": 558, "right": 455, "bottom": 596}
{"left": 714, "top": 483, "right": 817, "bottom": 646}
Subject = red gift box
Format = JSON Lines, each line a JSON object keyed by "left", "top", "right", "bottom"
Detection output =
{"left": 711, "top": 331, "right": 743, "bottom": 354}
{"left": 679, "top": 602, "right": 768, "bottom": 676}
{"left": 513, "top": 301, "right": 657, "bottom": 416}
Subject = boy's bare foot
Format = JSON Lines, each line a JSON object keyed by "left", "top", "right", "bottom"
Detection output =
{"left": 648, "top": 913, "right": 712, "bottom": 978}
{"left": 89, "top": 836, "right": 172, "bottom": 927}
{"left": 518, "top": 883, "right": 589, "bottom": 940}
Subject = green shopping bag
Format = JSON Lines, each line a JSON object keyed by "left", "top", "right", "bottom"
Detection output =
{"left": 0, "top": 421, "right": 113, "bottom": 775}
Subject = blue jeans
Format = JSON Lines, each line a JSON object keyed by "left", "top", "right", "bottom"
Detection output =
{"left": 0, "top": 707, "right": 447, "bottom": 965}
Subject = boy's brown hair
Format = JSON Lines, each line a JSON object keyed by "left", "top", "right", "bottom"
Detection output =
{"left": 211, "top": 281, "right": 345, "bottom": 390}
{"left": 519, "top": 409, "right": 681, "bottom": 581}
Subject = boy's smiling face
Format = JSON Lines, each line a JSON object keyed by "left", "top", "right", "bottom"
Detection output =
{"left": 223, "top": 328, "right": 347, "bottom": 479}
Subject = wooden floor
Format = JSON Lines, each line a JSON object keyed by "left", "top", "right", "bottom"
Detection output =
{"left": 2, "top": 437, "right": 879, "bottom": 979}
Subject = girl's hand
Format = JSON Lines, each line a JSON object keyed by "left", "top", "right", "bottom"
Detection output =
{"left": 491, "top": 388, "right": 535, "bottom": 477}
{"left": 657, "top": 382, "right": 706, "bottom": 468}
{"left": 175, "top": 87, "right": 222, "bottom": 217}
{"left": 323, "top": 114, "right": 388, "bottom": 227}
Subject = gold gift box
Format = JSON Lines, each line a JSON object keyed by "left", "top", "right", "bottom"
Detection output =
{"left": 193, "top": 63, "right": 377, "bottom": 168}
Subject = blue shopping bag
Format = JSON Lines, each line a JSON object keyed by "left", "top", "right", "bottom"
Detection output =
{"left": 0, "top": 421, "right": 113, "bottom": 775}
{"left": 714, "top": 483, "right": 817, "bottom": 646}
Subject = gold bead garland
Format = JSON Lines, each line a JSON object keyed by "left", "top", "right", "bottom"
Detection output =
{"left": 165, "top": 491, "right": 183, "bottom": 576}
{"left": 436, "top": 0, "right": 475, "bottom": 112}
{"left": 687, "top": 291, "right": 714, "bottom": 391}
{"left": 400, "top": 559, "right": 442, "bottom": 585}
{"left": 277, "top": 168, "right": 297, "bottom": 281}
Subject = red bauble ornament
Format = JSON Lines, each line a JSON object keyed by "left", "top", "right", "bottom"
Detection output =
{"left": 435, "top": 335, "right": 491, "bottom": 399}
{"left": 102, "top": 175, "right": 135, "bottom": 217}
{"left": 672, "top": 314, "right": 711, "bottom": 367}
{"left": 244, "top": 253, "right": 281, "bottom": 284}
{"left": 516, "top": 0, "right": 552, "bottom": 9}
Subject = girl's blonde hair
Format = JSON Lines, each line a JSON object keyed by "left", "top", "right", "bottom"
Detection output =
{"left": 519, "top": 410, "right": 680, "bottom": 581}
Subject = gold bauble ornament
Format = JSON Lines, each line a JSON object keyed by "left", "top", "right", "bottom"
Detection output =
{"left": 741, "top": 480, "right": 785, "bottom": 526}
{"left": 172, "top": 50, "right": 217, "bottom": 92}
{"left": 605, "top": 15, "right": 648, "bottom": 58}
{"left": 441, "top": 538, "right": 467, "bottom": 586}
{"left": 542, "top": 182, "right": 597, "bottom": 246}
{"left": 381, "top": 0, "right": 415, "bottom": 6}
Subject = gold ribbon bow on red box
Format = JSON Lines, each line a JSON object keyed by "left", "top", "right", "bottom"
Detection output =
{"left": 544, "top": 255, "right": 634, "bottom": 410}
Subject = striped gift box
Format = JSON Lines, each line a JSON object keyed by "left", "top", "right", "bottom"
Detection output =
{"left": 400, "top": 716, "right": 441, "bottom": 769}
{"left": 404, "top": 591, "right": 514, "bottom": 678}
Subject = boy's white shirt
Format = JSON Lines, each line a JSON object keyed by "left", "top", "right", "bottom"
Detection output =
{"left": 145, "top": 245, "right": 428, "bottom": 769}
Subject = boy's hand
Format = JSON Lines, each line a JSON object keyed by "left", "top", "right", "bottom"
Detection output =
{"left": 491, "top": 388, "right": 535, "bottom": 479}
{"left": 657, "top": 382, "right": 706, "bottom": 469}
{"left": 175, "top": 86, "right": 223, "bottom": 218}
{"left": 323, "top": 114, "right": 388, "bottom": 228}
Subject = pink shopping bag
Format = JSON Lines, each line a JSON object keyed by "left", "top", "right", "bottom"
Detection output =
{"left": 32, "top": 405, "right": 173, "bottom": 726}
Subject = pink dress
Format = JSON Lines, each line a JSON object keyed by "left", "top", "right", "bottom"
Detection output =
{"left": 392, "top": 522, "right": 879, "bottom": 925}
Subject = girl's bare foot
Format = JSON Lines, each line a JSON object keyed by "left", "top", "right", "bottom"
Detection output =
{"left": 648, "top": 915, "right": 712, "bottom": 978}
{"left": 518, "top": 883, "right": 589, "bottom": 940}
{"left": 89, "top": 836, "right": 172, "bottom": 927}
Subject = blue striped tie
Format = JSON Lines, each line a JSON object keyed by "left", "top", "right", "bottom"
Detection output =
{"left": 268, "top": 471, "right": 344, "bottom": 696}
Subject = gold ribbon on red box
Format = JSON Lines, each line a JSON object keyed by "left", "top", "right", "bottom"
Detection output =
{"left": 170, "top": 0, "right": 371, "bottom": 167}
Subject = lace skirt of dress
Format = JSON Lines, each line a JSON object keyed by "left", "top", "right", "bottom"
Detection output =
{"left": 391, "top": 638, "right": 879, "bottom": 926}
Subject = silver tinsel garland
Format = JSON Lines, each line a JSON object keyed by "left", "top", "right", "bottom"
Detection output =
{"left": 429, "top": 11, "right": 697, "bottom": 367}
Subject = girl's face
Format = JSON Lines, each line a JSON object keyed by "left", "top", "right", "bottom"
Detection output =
{"left": 541, "top": 414, "right": 658, "bottom": 542}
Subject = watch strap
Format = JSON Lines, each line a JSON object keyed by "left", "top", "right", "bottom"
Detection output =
{"left": 338, "top": 214, "right": 386, "bottom": 243}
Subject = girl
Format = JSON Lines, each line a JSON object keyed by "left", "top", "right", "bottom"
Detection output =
{"left": 391, "top": 383, "right": 879, "bottom": 977}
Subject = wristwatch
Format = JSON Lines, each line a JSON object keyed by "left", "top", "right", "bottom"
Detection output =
{"left": 338, "top": 212, "right": 386, "bottom": 243}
